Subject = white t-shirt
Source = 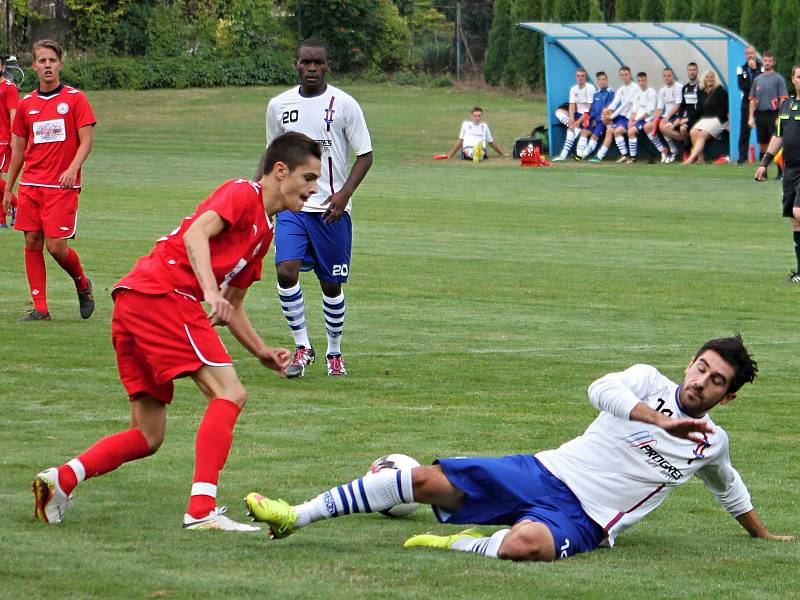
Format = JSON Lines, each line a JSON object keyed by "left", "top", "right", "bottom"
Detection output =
{"left": 536, "top": 364, "right": 753, "bottom": 546}
{"left": 631, "top": 87, "right": 658, "bottom": 122}
{"left": 607, "top": 82, "right": 638, "bottom": 119}
{"left": 459, "top": 121, "right": 493, "bottom": 148}
{"left": 657, "top": 82, "right": 683, "bottom": 117}
{"left": 266, "top": 84, "right": 372, "bottom": 213}
{"left": 569, "top": 83, "right": 597, "bottom": 114}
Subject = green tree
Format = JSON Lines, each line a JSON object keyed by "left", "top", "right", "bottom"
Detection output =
{"left": 768, "top": 0, "right": 799, "bottom": 80}
{"left": 502, "top": 0, "right": 543, "bottom": 90}
{"left": 663, "top": 0, "right": 692, "bottom": 19}
{"left": 640, "top": 0, "right": 663, "bottom": 20}
{"left": 552, "top": 0, "right": 587, "bottom": 20}
{"left": 484, "top": 0, "right": 512, "bottom": 85}
{"left": 740, "top": 0, "right": 771, "bottom": 52}
{"left": 587, "top": 0, "right": 604, "bottom": 21}
{"left": 65, "top": 0, "right": 131, "bottom": 55}
{"left": 712, "top": 0, "right": 741, "bottom": 33}
{"left": 690, "top": 0, "right": 714, "bottom": 21}
{"left": 615, "top": 0, "right": 642, "bottom": 20}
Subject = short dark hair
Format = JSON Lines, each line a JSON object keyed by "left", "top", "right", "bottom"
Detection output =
{"left": 792, "top": 65, "right": 800, "bottom": 78}
{"left": 257, "top": 132, "right": 321, "bottom": 179}
{"left": 596, "top": 71, "right": 607, "bottom": 78}
{"left": 663, "top": 67, "right": 673, "bottom": 74}
{"left": 297, "top": 38, "right": 329, "bottom": 59}
{"left": 619, "top": 66, "right": 631, "bottom": 73}
{"left": 33, "top": 39, "right": 63, "bottom": 61}
{"left": 636, "top": 71, "right": 647, "bottom": 78}
{"left": 688, "top": 61, "right": 698, "bottom": 68}
{"left": 694, "top": 334, "right": 758, "bottom": 393}
{"left": 471, "top": 106, "right": 483, "bottom": 113}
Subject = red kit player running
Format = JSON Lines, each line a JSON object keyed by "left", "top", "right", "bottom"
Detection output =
{"left": 31, "top": 132, "right": 321, "bottom": 532}
{"left": 0, "top": 54, "right": 20, "bottom": 227}
{"left": 2, "top": 39, "right": 96, "bottom": 321}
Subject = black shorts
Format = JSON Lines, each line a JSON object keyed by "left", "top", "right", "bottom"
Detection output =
{"left": 755, "top": 110, "right": 779, "bottom": 145}
{"left": 782, "top": 166, "right": 800, "bottom": 218}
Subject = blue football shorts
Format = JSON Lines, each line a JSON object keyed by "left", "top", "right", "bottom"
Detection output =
{"left": 433, "top": 454, "right": 605, "bottom": 560}
{"left": 589, "top": 120, "right": 607, "bottom": 137}
{"left": 612, "top": 116, "right": 629, "bottom": 129}
{"left": 633, "top": 118, "right": 647, "bottom": 131}
{"left": 274, "top": 210, "right": 352, "bottom": 283}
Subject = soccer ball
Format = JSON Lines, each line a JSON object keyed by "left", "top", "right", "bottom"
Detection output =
{"left": 366, "top": 453, "right": 421, "bottom": 517}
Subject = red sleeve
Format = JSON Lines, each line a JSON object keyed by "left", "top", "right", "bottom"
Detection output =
{"left": 72, "top": 92, "right": 96, "bottom": 129}
{"left": 11, "top": 99, "right": 27, "bottom": 138}
{"left": 4, "top": 86, "right": 19, "bottom": 112}
{"left": 227, "top": 259, "right": 263, "bottom": 289}
{"left": 203, "top": 179, "right": 258, "bottom": 230}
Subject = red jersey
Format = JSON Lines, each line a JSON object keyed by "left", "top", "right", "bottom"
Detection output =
{"left": 12, "top": 84, "right": 96, "bottom": 187}
{"left": 114, "top": 179, "right": 273, "bottom": 299}
{"left": 0, "top": 79, "right": 19, "bottom": 144}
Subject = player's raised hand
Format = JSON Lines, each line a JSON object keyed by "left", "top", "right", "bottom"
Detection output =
{"left": 660, "top": 417, "right": 714, "bottom": 443}
{"left": 754, "top": 166, "right": 768, "bottom": 181}
{"left": 205, "top": 289, "right": 233, "bottom": 325}
{"left": 258, "top": 347, "right": 292, "bottom": 376}
{"left": 322, "top": 191, "right": 349, "bottom": 224}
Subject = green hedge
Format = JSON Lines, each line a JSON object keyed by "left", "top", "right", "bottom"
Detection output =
{"left": 18, "top": 53, "right": 297, "bottom": 92}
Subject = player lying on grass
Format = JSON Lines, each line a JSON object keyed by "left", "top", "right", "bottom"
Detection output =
{"left": 246, "top": 335, "right": 793, "bottom": 559}
{"left": 32, "top": 132, "right": 321, "bottom": 532}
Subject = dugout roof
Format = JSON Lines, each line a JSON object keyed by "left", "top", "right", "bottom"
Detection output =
{"left": 519, "top": 22, "right": 753, "bottom": 161}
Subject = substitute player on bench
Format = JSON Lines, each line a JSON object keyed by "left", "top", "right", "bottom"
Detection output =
{"left": 31, "top": 132, "right": 320, "bottom": 532}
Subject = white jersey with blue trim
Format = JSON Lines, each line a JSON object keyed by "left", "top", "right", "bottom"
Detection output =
{"left": 459, "top": 121, "right": 493, "bottom": 148}
{"left": 607, "top": 82, "right": 638, "bottom": 119}
{"left": 536, "top": 364, "right": 753, "bottom": 546}
{"left": 657, "top": 82, "right": 683, "bottom": 116}
{"left": 631, "top": 87, "right": 658, "bottom": 122}
{"left": 569, "top": 83, "right": 597, "bottom": 114}
{"left": 266, "top": 83, "right": 372, "bottom": 213}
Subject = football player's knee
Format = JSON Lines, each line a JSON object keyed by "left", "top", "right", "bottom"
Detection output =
{"left": 497, "top": 531, "right": 556, "bottom": 562}
{"left": 225, "top": 385, "right": 248, "bottom": 408}
{"left": 138, "top": 427, "right": 164, "bottom": 454}
{"left": 275, "top": 264, "right": 299, "bottom": 287}
{"left": 793, "top": 206, "right": 800, "bottom": 221}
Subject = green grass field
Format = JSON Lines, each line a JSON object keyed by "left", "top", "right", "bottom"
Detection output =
{"left": 1, "top": 83, "right": 798, "bottom": 599}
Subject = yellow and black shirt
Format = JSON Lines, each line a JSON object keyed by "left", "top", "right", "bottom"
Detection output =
{"left": 778, "top": 96, "right": 800, "bottom": 168}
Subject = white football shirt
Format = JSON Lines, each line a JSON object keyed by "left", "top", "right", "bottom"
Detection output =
{"left": 657, "top": 82, "right": 683, "bottom": 118}
{"left": 631, "top": 87, "right": 658, "bottom": 122}
{"left": 536, "top": 364, "right": 753, "bottom": 546}
{"left": 607, "top": 82, "right": 638, "bottom": 119}
{"left": 569, "top": 83, "right": 597, "bottom": 114}
{"left": 459, "top": 121, "right": 493, "bottom": 148}
{"left": 266, "top": 84, "right": 372, "bottom": 213}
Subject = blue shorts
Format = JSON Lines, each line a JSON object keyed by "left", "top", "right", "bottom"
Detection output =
{"left": 612, "top": 116, "right": 629, "bottom": 129}
{"left": 274, "top": 210, "right": 352, "bottom": 283}
{"left": 589, "top": 120, "right": 607, "bottom": 137}
{"left": 433, "top": 455, "right": 605, "bottom": 560}
{"left": 632, "top": 119, "right": 647, "bottom": 131}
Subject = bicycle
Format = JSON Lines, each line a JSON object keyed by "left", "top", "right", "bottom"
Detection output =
{"left": 2, "top": 55, "right": 25, "bottom": 88}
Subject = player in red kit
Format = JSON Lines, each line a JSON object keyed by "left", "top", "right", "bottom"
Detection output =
{"left": 31, "top": 132, "right": 322, "bottom": 531}
{"left": 0, "top": 55, "right": 20, "bottom": 227}
{"left": 2, "top": 40, "right": 96, "bottom": 320}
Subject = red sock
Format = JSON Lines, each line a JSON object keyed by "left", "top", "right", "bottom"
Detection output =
{"left": 187, "top": 399, "right": 241, "bottom": 518}
{"left": 24, "top": 247, "right": 48, "bottom": 313}
{"left": 53, "top": 246, "right": 88, "bottom": 291}
{"left": 58, "top": 428, "right": 151, "bottom": 496}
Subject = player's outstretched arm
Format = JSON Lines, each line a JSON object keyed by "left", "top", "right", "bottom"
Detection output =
{"left": 754, "top": 135, "right": 784, "bottom": 181}
{"left": 221, "top": 285, "right": 291, "bottom": 376}
{"left": 447, "top": 139, "right": 463, "bottom": 158}
{"left": 735, "top": 509, "right": 795, "bottom": 541}
{"left": 490, "top": 141, "right": 506, "bottom": 156}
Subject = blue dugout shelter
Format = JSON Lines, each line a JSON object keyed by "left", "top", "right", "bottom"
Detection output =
{"left": 519, "top": 22, "right": 754, "bottom": 162}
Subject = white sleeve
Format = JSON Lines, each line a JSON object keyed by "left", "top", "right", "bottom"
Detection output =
{"left": 344, "top": 98, "right": 373, "bottom": 156}
{"left": 656, "top": 89, "right": 666, "bottom": 111}
{"left": 266, "top": 99, "right": 282, "bottom": 147}
{"left": 569, "top": 85, "right": 579, "bottom": 104}
{"left": 587, "top": 364, "right": 660, "bottom": 419}
{"left": 483, "top": 123, "right": 493, "bottom": 143}
{"left": 646, "top": 90, "right": 657, "bottom": 114}
{"left": 458, "top": 121, "right": 468, "bottom": 140}
{"left": 608, "top": 90, "right": 623, "bottom": 117}
{"left": 694, "top": 432, "right": 754, "bottom": 517}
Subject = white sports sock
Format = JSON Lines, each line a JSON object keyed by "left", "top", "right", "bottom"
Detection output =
{"left": 559, "top": 129, "right": 577, "bottom": 159}
{"left": 665, "top": 137, "right": 677, "bottom": 154}
{"left": 557, "top": 113, "right": 570, "bottom": 127}
{"left": 293, "top": 469, "right": 415, "bottom": 528}
{"left": 278, "top": 283, "right": 311, "bottom": 348}
{"left": 576, "top": 136, "right": 588, "bottom": 156}
{"left": 629, "top": 137, "right": 638, "bottom": 157}
{"left": 585, "top": 138, "right": 598, "bottom": 156}
{"left": 322, "top": 292, "right": 345, "bottom": 356}
{"left": 614, "top": 135, "right": 628, "bottom": 156}
{"left": 596, "top": 145, "right": 609, "bottom": 160}
{"left": 647, "top": 132, "right": 664, "bottom": 151}
{"left": 450, "top": 529, "right": 510, "bottom": 558}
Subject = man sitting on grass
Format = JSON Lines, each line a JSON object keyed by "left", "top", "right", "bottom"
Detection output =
{"left": 246, "top": 335, "right": 793, "bottom": 560}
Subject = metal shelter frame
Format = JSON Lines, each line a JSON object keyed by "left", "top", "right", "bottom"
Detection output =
{"left": 519, "top": 22, "right": 754, "bottom": 161}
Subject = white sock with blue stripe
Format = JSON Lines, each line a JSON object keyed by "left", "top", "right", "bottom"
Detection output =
{"left": 293, "top": 469, "right": 415, "bottom": 528}
{"left": 278, "top": 283, "right": 311, "bottom": 348}
{"left": 665, "top": 137, "right": 677, "bottom": 154}
{"left": 629, "top": 136, "right": 638, "bottom": 157}
{"left": 450, "top": 529, "right": 510, "bottom": 558}
{"left": 323, "top": 292, "right": 345, "bottom": 356}
{"left": 615, "top": 135, "right": 628, "bottom": 156}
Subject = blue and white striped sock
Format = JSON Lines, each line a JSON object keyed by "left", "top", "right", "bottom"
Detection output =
{"left": 278, "top": 283, "right": 311, "bottom": 348}
{"left": 323, "top": 292, "right": 345, "bottom": 356}
{"left": 614, "top": 135, "right": 628, "bottom": 156}
{"left": 629, "top": 136, "right": 638, "bottom": 157}
{"left": 450, "top": 529, "right": 510, "bottom": 558}
{"left": 647, "top": 132, "right": 664, "bottom": 152}
{"left": 665, "top": 137, "right": 677, "bottom": 154}
{"left": 293, "top": 469, "right": 415, "bottom": 527}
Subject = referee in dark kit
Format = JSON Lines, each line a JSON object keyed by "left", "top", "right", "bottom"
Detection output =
{"left": 755, "top": 65, "right": 800, "bottom": 282}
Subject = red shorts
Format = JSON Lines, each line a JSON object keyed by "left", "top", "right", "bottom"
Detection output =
{"left": 111, "top": 289, "right": 233, "bottom": 404}
{"left": 14, "top": 185, "right": 80, "bottom": 238}
{"left": 0, "top": 144, "right": 10, "bottom": 173}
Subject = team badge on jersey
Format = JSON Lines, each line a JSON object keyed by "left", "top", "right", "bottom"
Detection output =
{"left": 57, "top": 102, "right": 70, "bottom": 115}
{"left": 324, "top": 97, "right": 336, "bottom": 131}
